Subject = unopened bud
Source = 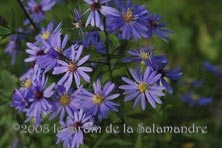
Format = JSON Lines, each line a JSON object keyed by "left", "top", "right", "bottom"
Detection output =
{"left": 0, "top": 16, "right": 8, "bottom": 27}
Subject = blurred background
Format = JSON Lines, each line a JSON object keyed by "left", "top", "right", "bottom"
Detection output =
{"left": 0, "top": 0, "right": 222, "bottom": 147}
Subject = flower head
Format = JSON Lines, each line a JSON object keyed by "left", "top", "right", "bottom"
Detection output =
{"left": 83, "top": 0, "right": 119, "bottom": 30}
{"left": 53, "top": 44, "right": 92, "bottom": 90}
{"left": 81, "top": 31, "right": 106, "bottom": 54}
{"left": 181, "top": 92, "right": 212, "bottom": 107}
{"left": 36, "top": 21, "right": 62, "bottom": 42}
{"left": 24, "top": 0, "right": 56, "bottom": 24}
{"left": 146, "top": 13, "right": 172, "bottom": 42}
{"left": 123, "top": 45, "right": 154, "bottom": 66}
{"left": 37, "top": 34, "right": 69, "bottom": 72}
{"left": 155, "top": 56, "right": 182, "bottom": 94}
{"left": 56, "top": 109, "right": 93, "bottom": 148}
{"left": 77, "top": 79, "right": 120, "bottom": 121}
{"left": 48, "top": 85, "right": 79, "bottom": 122}
{"left": 106, "top": 0, "right": 148, "bottom": 40}
{"left": 203, "top": 61, "right": 222, "bottom": 79}
{"left": 25, "top": 42, "right": 46, "bottom": 63}
{"left": 11, "top": 88, "right": 32, "bottom": 112}
{"left": 119, "top": 67, "right": 165, "bottom": 110}
{"left": 25, "top": 74, "right": 55, "bottom": 125}
{"left": 5, "top": 28, "right": 24, "bottom": 65}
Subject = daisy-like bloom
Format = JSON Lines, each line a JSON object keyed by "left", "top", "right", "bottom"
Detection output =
{"left": 48, "top": 85, "right": 79, "bottom": 122}
{"left": 56, "top": 109, "right": 94, "bottom": 148}
{"left": 123, "top": 45, "right": 154, "bottom": 66}
{"left": 52, "top": 44, "right": 92, "bottom": 90}
{"left": 5, "top": 28, "right": 24, "bottom": 65}
{"left": 146, "top": 13, "right": 172, "bottom": 42}
{"left": 73, "top": 8, "right": 84, "bottom": 36}
{"left": 19, "top": 62, "right": 40, "bottom": 82}
{"left": 203, "top": 61, "right": 222, "bottom": 79}
{"left": 106, "top": 0, "right": 148, "bottom": 40}
{"left": 24, "top": 0, "right": 56, "bottom": 24}
{"left": 25, "top": 75, "right": 55, "bottom": 125}
{"left": 119, "top": 67, "right": 165, "bottom": 110}
{"left": 78, "top": 79, "right": 120, "bottom": 121}
{"left": 82, "top": 31, "right": 106, "bottom": 54}
{"left": 5, "top": 35, "right": 20, "bottom": 65}
{"left": 35, "top": 21, "right": 62, "bottom": 43}
{"left": 155, "top": 56, "right": 182, "bottom": 94}
{"left": 37, "top": 34, "right": 69, "bottom": 72}
{"left": 25, "top": 42, "right": 46, "bottom": 63}
{"left": 181, "top": 92, "right": 212, "bottom": 107}
{"left": 83, "top": 0, "right": 119, "bottom": 30}
{"left": 11, "top": 88, "right": 32, "bottom": 112}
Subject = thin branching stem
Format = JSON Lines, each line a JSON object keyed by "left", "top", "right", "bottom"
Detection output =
{"left": 16, "top": 0, "right": 39, "bottom": 32}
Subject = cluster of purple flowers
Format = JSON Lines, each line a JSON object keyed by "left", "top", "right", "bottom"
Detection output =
{"left": 8, "top": 0, "right": 186, "bottom": 148}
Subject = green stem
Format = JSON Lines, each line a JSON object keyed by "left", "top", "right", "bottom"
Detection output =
{"left": 104, "top": 29, "right": 113, "bottom": 81}
{"left": 16, "top": 0, "right": 39, "bottom": 32}
{"left": 14, "top": 31, "right": 34, "bottom": 37}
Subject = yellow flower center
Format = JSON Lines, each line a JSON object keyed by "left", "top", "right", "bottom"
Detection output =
{"left": 192, "top": 94, "right": 199, "bottom": 100}
{"left": 72, "top": 22, "right": 81, "bottom": 29}
{"left": 23, "top": 79, "right": 32, "bottom": 88}
{"left": 139, "top": 52, "right": 150, "bottom": 60}
{"left": 93, "top": 94, "right": 104, "bottom": 104}
{"left": 123, "top": 8, "right": 134, "bottom": 23}
{"left": 59, "top": 94, "right": 70, "bottom": 106}
{"left": 138, "top": 82, "right": 148, "bottom": 93}
{"left": 41, "top": 31, "right": 51, "bottom": 40}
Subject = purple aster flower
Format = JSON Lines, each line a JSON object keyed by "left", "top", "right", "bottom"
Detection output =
{"left": 24, "top": 0, "right": 56, "bottom": 24}
{"left": 56, "top": 109, "right": 93, "bottom": 148}
{"left": 48, "top": 85, "right": 79, "bottom": 122}
{"left": 25, "top": 75, "right": 55, "bottom": 125}
{"left": 5, "top": 28, "right": 24, "bottom": 65}
{"left": 106, "top": 0, "right": 148, "bottom": 40}
{"left": 73, "top": 9, "right": 84, "bottom": 36}
{"left": 11, "top": 136, "right": 19, "bottom": 148}
{"left": 35, "top": 21, "right": 62, "bottom": 42}
{"left": 155, "top": 56, "right": 182, "bottom": 94}
{"left": 203, "top": 61, "right": 222, "bottom": 78}
{"left": 81, "top": 31, "right": 106, "bottom": 54}
{"left": 83, "top": 0, "right": 119, "bottom": 30}
{"left": 37, "top": 34, "right": 69, "bottom": 72}
{"left": 184, "top": 79, "right": 204, "bottom": 88}
{"left": 146, "top": 13, "right": 172, "bottom": 42}
{"left": 52, "top": 44, "right": 92, "bottom": 90}
{"left": 19, "top": 62, "right": 40, "bottom": 81}
{"left": 11, "top": 88, "right": 32, "bottom": 112}
{"left": 25, "top": 42, "right": 46, "bottom": 63}
{"left": 77, "top": 79, "right": 120, "bottom": 121}
{"left": 119, "top": 67, "right": 165, "bottom": 110}
{"left": 181, "top": 91, "right": 212, "bottom": 107}
{"left": 123, "top": 45, "right": 154, "bottom": 66}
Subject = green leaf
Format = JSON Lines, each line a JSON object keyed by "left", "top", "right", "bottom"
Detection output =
{"left": 92, "top": 132, "right": 109, "bottom": 148}
{"left": 126, "top": 113, "right": 148, "bottom": 120}
{"left": 0, "top": 70, "right": 16, "bottom": 90}
{"left": 108, "top": 112, "right": 121, "bottom": 123}
{"left": 108, "top": 34, "right": 120, "bottom": 49}
{"left": 98, "top": 31, "right": 106, "bottom": 42}
{"left": 0, "top": 26, "right": 13, "bottom": 36}
{"left": 134, "top": 134, "right": 142, "bottom": 148}
{"left": 103, "top": 138, "right": 132, "bottom": 146}
{"left": 80, "top": 144, "right": 90, "bottom": 148}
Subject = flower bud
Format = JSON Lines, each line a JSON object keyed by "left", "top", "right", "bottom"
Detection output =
{"left": 0, "top": 16, "right": 8, "bottom": 27}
